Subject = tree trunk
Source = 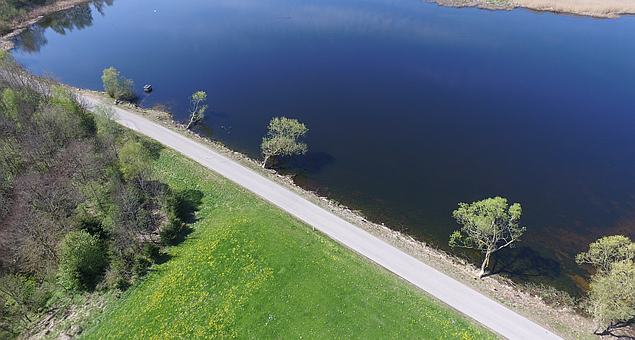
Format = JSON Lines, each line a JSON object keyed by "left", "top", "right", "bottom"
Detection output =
{"left": 479, "top": 251, "right": 492, "bottom": 278}
{"left": 261, "top": 155, "right": 270, "bottom": 168}
{"left": 185, "top": 116, "right": 194, "bottom": 130}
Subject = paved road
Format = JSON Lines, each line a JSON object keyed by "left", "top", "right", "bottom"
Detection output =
{"left": 81, "top": 93, "right": 562, "bottom": 340}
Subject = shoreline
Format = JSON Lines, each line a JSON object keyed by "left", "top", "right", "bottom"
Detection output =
{"left": 76, "top": 89, "right": 597, "bottom": 339}
{"left": 429, "top": 0, "right": 635, "bottom": 18}
{"left": 0, "top": 0, "right": 91, "bottom": 51}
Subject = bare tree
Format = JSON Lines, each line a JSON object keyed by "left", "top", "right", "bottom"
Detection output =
{"left": 185, "top": 91, "right": 207, "bottom": 130}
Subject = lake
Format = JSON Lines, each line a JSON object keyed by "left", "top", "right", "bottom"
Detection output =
{"left": 11, "top": 0, "right": 635, "bottom": 293}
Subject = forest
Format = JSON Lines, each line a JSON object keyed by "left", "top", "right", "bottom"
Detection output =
{"left": 0, "top": 52, "right": 191, "bottom": 337}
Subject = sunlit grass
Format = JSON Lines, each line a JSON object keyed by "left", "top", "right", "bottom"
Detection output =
{"left": 83, "top": 149, "right": 495, "bottom": 339}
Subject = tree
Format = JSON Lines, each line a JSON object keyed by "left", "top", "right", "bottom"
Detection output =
{"left": 118, "top": 140, "right": 151, "bottom": 185}
{"left": 586, "top": 260, "right": 635, "bottom": 335}
{"left": 260, "top": 117, "right": 308, "bottom": 168}
{"left": 57, "top": 230, "right": 107, "bottom": 291}
{"left": 101, "top": 67, "right": 135, "bottom": 101}
{"left": 576, "top": 235, "right": 635, "bottom": 274}
{"left": 185, "top": 91, "right": 207, "bottom": 130}
{"left": 1, "top": 88, "right": 18, "bottom": 123}
{"left": 449, "top": 196, "right": 525, "bottom": 278}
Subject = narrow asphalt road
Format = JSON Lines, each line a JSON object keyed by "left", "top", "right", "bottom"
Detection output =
{"left": 81, "top": 93, "right": 562, "bottom": 340}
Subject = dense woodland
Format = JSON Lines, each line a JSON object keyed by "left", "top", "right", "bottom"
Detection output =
{"left": 0, "top": 52, "right": 191, "bottom": 337}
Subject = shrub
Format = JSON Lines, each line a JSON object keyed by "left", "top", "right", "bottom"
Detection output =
{"left": 159, "top": 191, "right": 192, "bottom": 245}
{"left": 58, "top": 230, "right": 107, "bottom": 291}
{"left": 118, "top": 140, "right": 151, "bottom": 181}
{"left": 101, "top": 67, "right": 135, "bottom": 101}
{"left": 159, "top": 215, "right": 186, "bottom": 246}
{"left": 587, "top": 260, "right": 635, "bottom": 333}
{"left": 522, "top": 283, "right": 577, "bottom": 309}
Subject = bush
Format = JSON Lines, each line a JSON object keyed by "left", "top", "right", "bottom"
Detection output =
{"left": 522, "top": 283, "right": 577, "bottom": 309}
{"left": 118, "top": 140, "right": 151, "bottom": 181}
{"left": 58, "top": 230, "right": 107, "bottom": 291}
{"left": 159, "top": 215, "right": 187, "bottom": 246}
{"left": 159, "top": 191, "right": 192, "bottom": 245}
{"left": 101, "top": 67, "right": 135, "bottom": 101}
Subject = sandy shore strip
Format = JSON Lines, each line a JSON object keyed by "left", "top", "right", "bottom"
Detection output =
{"left": 430, "top": 0, "right": 635, "bottom": 18}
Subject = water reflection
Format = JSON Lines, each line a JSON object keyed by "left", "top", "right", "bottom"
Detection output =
{"left": 14, "top": 0, "right": 113, "bottom": 53}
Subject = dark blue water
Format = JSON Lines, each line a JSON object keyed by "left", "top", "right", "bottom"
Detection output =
{"left": 12, "top": 0, "right": 635, "bottom": 292}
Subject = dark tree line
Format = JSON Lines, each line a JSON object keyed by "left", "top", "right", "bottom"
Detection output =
{"left": 0, "top": 52, "right": 191, "bottom": 337}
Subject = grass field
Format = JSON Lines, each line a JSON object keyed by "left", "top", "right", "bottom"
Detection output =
{"left": 83, "top": 148, "right": 495, "bottom": 339}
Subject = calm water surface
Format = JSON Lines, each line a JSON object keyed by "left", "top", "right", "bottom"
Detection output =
{"left": 12, "top": 0, "right": 635, "bottom": 292}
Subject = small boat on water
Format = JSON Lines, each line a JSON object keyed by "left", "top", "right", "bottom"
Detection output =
{"left": 143, "top": 84, "right": 153, "bottom": 93}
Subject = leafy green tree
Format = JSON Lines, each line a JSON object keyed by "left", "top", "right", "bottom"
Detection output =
{"left": 576, "top": 235, "right": 635, "bottom": 274}
{"left": 57, "top": 230, "right": 107, "bottom": 291}
{"left": 260, "top": 117, "right": 308, "bottom": 168}
{"left": 118, "top": 140, "right": 151, "bottom": 184}
{"left": 101, "top": 67, "right": 135, "bottom": 101}
{"left": 0, "top": 88, "right": 18, "bottom": 123}
{"left": 185, "top": 91, "right": 207, "bottom": 130}
{"left": 449, "top": 196, "right": 525, "bottom": 278}
{"left": 586, "top": 260, "right": 635, "bottom": 335}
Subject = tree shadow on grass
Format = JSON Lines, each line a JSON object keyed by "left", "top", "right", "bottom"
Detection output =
{"left": 139, "top": 138, "right": 164, "bottom": 160}
{"left": 161, "top": 189, "right": 204, "bottom": 246}
{"left": 174, "top": 189, "right": 204, "bottom": 224}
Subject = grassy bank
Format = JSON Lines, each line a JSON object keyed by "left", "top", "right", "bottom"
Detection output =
{"left": 83, "top": 148, "right": 494, "bottom": 339}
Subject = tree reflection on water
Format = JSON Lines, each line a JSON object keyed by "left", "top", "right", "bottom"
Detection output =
{"left": 14, "top": 0, "right": 114, "bottom": 53}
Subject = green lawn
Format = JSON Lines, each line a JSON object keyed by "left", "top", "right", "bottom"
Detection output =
{"left": 83, "top": 149, "right": 495, "bottom": 339}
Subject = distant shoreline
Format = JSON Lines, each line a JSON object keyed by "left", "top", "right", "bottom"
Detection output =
{"left": 430, "top": 0, "right": 635, "bottom": 18}
{"left": 1, "top": 0, "right": 91, "bottom": 51}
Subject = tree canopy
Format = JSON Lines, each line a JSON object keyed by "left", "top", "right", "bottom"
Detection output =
{"left": 118, "top": 140, "right": 152, "bottom": 182}
{"left": 0, "top": 56, "right": 194, "bottom": 337}
{"left": 587, "top": 260, "right": 635, "bottom": 334}
{"left": 449, "top": 196, "right": 525, "bottom": 278}
{"left": 577, "top": 235, "right": 635, "bottom": 334}
{"left": 101, "top": 66, "right": 135, "bottom": 101}
{"left": 576, "top": 235, "right": 635, "bottom": 274}
{"left": 57, "top": 230, "right": 106, "bottom": 291}
{"left": 261, "top": 117, "right": 308, "bottom": 168}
